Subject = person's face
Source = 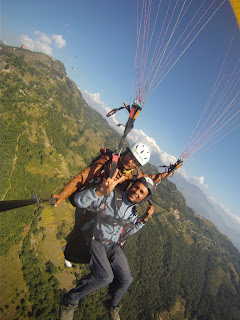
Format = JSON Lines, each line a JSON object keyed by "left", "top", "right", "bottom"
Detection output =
{"left": 122, "top": 152, "right": 140, "bottom": 170}
{"left": 127, "top": 182, "right": 149, "bottom": 203}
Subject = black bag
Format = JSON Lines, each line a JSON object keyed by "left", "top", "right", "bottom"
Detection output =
{"left": 63, "top": 207, "right": 98, "bottom": 264}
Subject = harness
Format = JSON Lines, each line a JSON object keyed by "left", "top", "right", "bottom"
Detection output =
{"left": 95, "top": 188, "right": 138, "bottom": 258}
{"left": 95, "top": 189, "right": 135, "bottom": 236}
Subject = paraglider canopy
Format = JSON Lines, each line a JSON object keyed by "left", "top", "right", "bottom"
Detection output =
{"left": 21, "top": 45, "right": 25, "bottom": 49}
{"left": 229, "top": 0, "right": 240, "bottom": 29}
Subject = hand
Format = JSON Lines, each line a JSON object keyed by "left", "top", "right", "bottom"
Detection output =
{"left": 51, "top": 194, "right": 61, "bottom": 207}
{"left": 168, "top": 171, "right": 174, "bottom": 177}
{"left": 143, "top": 205, "right": 154, "bottom": 222}
{"left": 95, "top": 169, "right": 125, "bottom": 197}
{"left": 168, "top": 164, "right": 175, "bottom": 177}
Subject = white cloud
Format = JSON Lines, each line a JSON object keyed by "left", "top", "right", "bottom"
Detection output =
{"left": 81, "top": 90, "right": 120, "bottom": 129}
{"left": 18, "top": 31, "right": 66, "bottom": 56}
{"left": 81, "top": 91, "right": 107, "bottom": 115}
{"left": 209, "top": 196, "right": 240, "bottom": 224}
{"left": 35, "top": 39, "right": 53, "bottom": 56}
{"left": 34, "top": 31, "right": 52, "bottom": 44}
{"left": 19, "top": 35, "right": 35, "bottom": 51}
{"left": 193, "top": 175, "right": 208, "bottom": 188}
{"left": 0, "top": 39, "right": 7, "bottom": 45}
{"left": 52, "top": 34, "right": 66, "bottom": 48}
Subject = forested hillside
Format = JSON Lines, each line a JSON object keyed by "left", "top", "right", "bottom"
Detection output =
{"left": 1, "top": 45, "right": 240, "bottom": 320}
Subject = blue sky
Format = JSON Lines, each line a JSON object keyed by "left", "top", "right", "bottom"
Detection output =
{"left": 2, "top": 0, "right": 240, "bottom": 218}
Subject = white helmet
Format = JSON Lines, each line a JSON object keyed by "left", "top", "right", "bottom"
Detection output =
{"left": 130, "top": 143, "right": 150, "bottom": 166}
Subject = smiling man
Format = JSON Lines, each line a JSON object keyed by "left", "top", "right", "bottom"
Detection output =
{"left": 60, "top": 172, "right": 155, "bottom": 320}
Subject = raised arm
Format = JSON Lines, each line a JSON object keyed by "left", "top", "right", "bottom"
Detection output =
{"left": 52, "top": 154, "right": 111, "bottom": 206}
{"left": 137, "top": 168, "right": 173, "bottom": 184}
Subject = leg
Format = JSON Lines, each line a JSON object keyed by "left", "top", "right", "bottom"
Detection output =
{"left": 66, "top": 240, "right": 114, "bottom": 305}
{"left": 108, "top": 247, "right": 133, "bottom": 307}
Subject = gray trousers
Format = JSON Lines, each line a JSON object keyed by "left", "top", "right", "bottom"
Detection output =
{"left": 66, "top": 239, "right": 133, "bottom": 307}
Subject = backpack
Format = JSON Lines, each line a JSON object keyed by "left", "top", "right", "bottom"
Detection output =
{"left": 63, "top": 206, "right": 99, "bottom": 263}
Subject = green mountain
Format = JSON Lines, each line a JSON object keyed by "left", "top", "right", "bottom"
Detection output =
{"left": 1, "top": 45, "right": 240, "bottom": 320}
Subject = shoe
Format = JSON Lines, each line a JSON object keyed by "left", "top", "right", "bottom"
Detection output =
{"left": 63, "top": 246, "right": 73, "bottom": 268}
{"left": 103, "top": 300, "right": 121, "bottom": 320}
{"left": 109, "top": 306, "right": 121, "bottom": 320}
{"left": 60, "top": 296, "right": 78, "bottom": 320}
{"left": 64, "top": 259, "right": 72, "bottom": 268}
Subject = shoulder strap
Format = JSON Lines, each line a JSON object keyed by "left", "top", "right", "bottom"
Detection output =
{"left": 132, "top": 205, "right": 137, "bottom": 216}
{"left": 113, "top": 188, "right": 123, "bottom": 212}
